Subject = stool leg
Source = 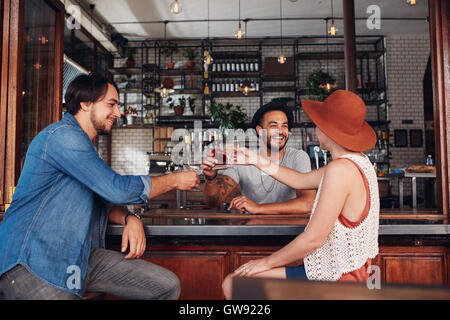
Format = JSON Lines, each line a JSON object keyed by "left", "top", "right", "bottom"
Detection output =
{"left": 399, "top": 178, "right": 404, "bottom": 209}
{"left": 412, "top": 177, "right": 417, "bottom": 208}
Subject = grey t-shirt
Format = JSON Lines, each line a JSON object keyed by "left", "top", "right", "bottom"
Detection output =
{"left": 219, "top": 147, "right": 312, "bottom": 204}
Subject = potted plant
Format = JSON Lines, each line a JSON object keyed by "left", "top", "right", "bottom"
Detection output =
{"left": 305, "top": 69, "right": 336, "bottom": 102}
{"left": 183, "top": 48, "right": 198, "bottom": 69}
{"left": 175, "top": 96, "right": 186, "bottom": 116}
{"left": 209, "top": 102, "right": 247, "bottom": 132}
{"left": 166, "top": 96, "right": 184, "bottom": 116}
{"left": 123, "top": 106, "right": 138, "bottom": 125}
{"left": 161, "top": 41, "right": 179, "bottom": 69}
{"left": 187, "top": 97, "right": 196, "bottom": 115}
{"left": 124, "top": 47, "right": 137, "bottom": 68}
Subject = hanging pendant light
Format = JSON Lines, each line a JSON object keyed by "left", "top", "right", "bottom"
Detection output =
{"left": 278, "top": 0, "right": 286, "bottom": 64}
{"left": 238, "top": 21, "right": 255, "bottom": 95}
{"left": 155, "top": 22, "right": 175, "bottom": 98}
{"left": 235, "top": 0, "right": 245, "bottom": 39}
{"left": 203, "top": 0, "right": 213, "bottom": 65}
{"left": 204, "top": 50, "right": 213, "bottom": 65}
{"left": 320, "top": 19, "right": 337, "bottom": 93}
{"left": 155, "top": 86, "right": 174, "bottom": 98}
{"left": 329, "top": 20, "right": 338, "bottom": 37}
{"left": 328, "top": 0, "right": 338, "bottom": 37}
{"left": 407, "top": 0, "right": 416, "bottom": 6}
{"left": 237, "top": 79, "right": 255, "bottom": 96}
{"left": 170, "top": 0, "right": 182, "bottom": 14}
{"left": 278, "top": 50, "right": 286, "bottom": 64}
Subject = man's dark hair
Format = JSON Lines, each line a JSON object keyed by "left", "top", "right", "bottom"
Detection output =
{"left": 251, "top": 101, "right": 294, "bottom": 130}
{"left": 64, "top": 74, "right": 119, "bottom": 115}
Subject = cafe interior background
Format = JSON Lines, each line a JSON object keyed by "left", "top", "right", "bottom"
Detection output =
{"left": 69, "top": 0, "right": 433, "bottom": 211}
{"left": 0, "top": 0, "right": 449, "bottom": 299}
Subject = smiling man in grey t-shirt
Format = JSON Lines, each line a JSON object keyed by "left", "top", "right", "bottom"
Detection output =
{"left": 201, "top": 102, "right": 316, "bottom": 214}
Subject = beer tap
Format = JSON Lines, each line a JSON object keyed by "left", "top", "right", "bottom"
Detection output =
{"left": 313, "top": 146, "right": 320, "bottom": 169}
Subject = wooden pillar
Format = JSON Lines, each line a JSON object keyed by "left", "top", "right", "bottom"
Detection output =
{"left": 428, "top": 0, "right": 450, "bottom": 215}
{"left": 0, "top": 0, "right": 24, "bottom": 206}
{"left": 343, "top": 0, "right": 357, "bottom": 92}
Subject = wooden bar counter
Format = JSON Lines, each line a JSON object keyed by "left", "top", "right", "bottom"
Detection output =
{"left": 106, "top": 209, "right": 450, "bottom": 300}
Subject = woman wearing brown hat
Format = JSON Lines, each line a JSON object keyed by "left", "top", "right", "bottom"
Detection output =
{"left": 222, "top": 90, "right": 380, "bottom": 299}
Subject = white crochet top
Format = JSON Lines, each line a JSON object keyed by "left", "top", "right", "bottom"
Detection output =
{"left": 303, "top": 154, "right": 379, "bottom": 281}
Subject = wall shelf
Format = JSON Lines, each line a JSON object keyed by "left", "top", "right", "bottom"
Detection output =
{"left": 109, "top": 36, "right": 389, "bottom": 172}
{"left": 109, "top": 67, "right": 141, "bottom": 75}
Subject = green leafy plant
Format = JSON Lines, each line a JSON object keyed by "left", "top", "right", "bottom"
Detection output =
{"left": 124, "top": 47, "right": 137, "bottom": 58}
{"left": 161, "top": 41, "right": 179, "bottom": 62}
{"left": 124, "top": 47, "right": 137, "bottom": 67}
{"left": 188, "top": 97, "right": 196, "bottom": 114}
{"left": 209, "top": 102, "right": 247, "bottom": 131}
{"left": 166, "top": 96, "right": 175, "bottom": 108}
{"left": 178, "top": 96, "right": 187, "bottom": 108}
{"left": 183, "top": 48, "right": 198, "bottom": 61}
{"left": 305, "top": 69, "right": 336, "bottom": 101}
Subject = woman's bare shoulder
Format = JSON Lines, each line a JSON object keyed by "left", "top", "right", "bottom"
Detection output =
{"left": 324, "top": 158, "right": 360, "bottom": 183}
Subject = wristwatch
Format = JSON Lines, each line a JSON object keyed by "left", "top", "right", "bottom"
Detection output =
{"left": 124, "top": 212, "right": 141, "bottom": 225}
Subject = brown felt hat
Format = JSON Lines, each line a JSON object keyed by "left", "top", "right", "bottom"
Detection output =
{"left": 301, "top": 90, "right": 377, "bottom": 152}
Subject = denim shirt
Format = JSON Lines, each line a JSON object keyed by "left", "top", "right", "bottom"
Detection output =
{"left": 0, "top": 113, "right": 151, "bottom": 297}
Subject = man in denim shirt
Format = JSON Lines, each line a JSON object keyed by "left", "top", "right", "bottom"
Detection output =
{"left": 0, "top": 74, "right": 199, "bottom": 299}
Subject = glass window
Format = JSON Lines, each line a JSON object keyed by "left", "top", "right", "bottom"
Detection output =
{"left": 21, "top": 0, "right": 58, "bottom": 166}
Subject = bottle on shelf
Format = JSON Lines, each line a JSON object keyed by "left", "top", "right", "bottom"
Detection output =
{"left": 254, "top": 61, "right": 259, "bottom": 71}
{"left": 204, "top": 83, "right": 210, "bottom": 94}
{"left": 426, "top": 154, "right": 434, "bottom": 166}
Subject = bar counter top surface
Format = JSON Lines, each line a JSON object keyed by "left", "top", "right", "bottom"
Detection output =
{"left": 106, "top": 209, "right": 450, "bottom": 237}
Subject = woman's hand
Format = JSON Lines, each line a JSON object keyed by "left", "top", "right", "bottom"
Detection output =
{"left": 227, "top": 147, "right": 265, "bottom": 167}
{"left": 232, "top": 258, "right": 271, "bottom": 277}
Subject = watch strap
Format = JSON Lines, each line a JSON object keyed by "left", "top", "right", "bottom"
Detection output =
{"left": 124, "top": 212, "right": 141, "bottom": 225}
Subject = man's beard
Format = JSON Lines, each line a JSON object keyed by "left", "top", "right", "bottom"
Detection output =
{"left": 91, "top": 113, "right": 112, "bottom": 134}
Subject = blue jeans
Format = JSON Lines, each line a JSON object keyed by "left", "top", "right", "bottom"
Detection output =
{"left": 285, "top": 265, "right": 308, "bottom": 279}
{"left": 0, "top": 247, "right": 180, "bottom": 300}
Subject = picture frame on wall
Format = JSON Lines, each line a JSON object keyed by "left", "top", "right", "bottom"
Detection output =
{"left": 394, "top": 129, "right": 408, "bottom": 147}
{"left": 410, "top": 129, "right": 423, "bottom": 148}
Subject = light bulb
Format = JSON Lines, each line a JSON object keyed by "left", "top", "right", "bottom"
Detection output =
{"left": 235, "top": 23, "right": 244, "bottom": 39}
{"left": 170, "top": 0, "right": 182, "bottom": 14}
{"left": 407, "top": 0, "right": 416, "bottom": 5}
{"left": 278, "top": 51, "right": 286, "bottom": 64}
{"left": 203, "top": 50, "right": 213, "bottom": 65}
{"left": 328, "top": 21, "right": 338, "bottom": 37}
